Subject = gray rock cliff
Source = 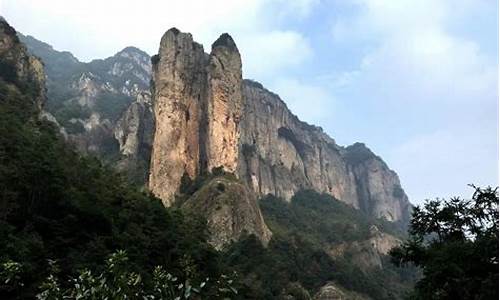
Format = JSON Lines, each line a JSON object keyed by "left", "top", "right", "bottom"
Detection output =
{"left": 239, "top": 81, "right": 411, "bottom": 222}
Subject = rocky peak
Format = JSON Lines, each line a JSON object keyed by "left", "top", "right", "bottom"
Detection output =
{"left": 205, "top": 33, "right": 243, "bottom": 173}
{"left": 211, "top": 33, "right": 238, "bottom": 52}
{"left": 18, "top": 32, "right": 153, "bottom": 184}
{"left": 149, "top": 28, "right": 208, "bottom": 205}
{"left": 342, "top": 143, "right": 411, "bottom": 222}
{"left": 0, "top": 18, "right": 46, "bottom": 110}
{"left": 150, "top": 28, "right": 245, "bottom": 204}
{"left": 182, "top": 176, "right": 271, "bottom": 250}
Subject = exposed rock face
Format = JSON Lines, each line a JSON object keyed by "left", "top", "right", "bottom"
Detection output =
{"left": 149, "top": 29, "right": 271, "bottom": 246}
{"left": 204, "top": 34, "right": 243, "bottom": 173}
{"left": 149, "top": 29, "right": 243, "bottom": 205}
{"left": 149, "top": 29, "right": 411, "bottom": 223}
{"left": 19, "top": 33, "right": 154, "bottom": 184}
{"left": 114, "top": 91, "right": 154, "bottom": 182}
{"left": 182, "top": 176, "right": 271, "bottom": 250}
{"left": 326, "top": 225, "right": 401, "bottom": 269}
{"left": 149, "top": 28, "right": 207, "bottom": 205}
{"left": 0, "top": 19, "right": 45, "bottom": 110}
{"left": 343, "top": 143, "right": 412, "bottom": 222}
{"left": 239, "top": 80, "right": 359, "bottom": 205}
{"left": 239, "top": 81, "right": 411, "bottom": 222}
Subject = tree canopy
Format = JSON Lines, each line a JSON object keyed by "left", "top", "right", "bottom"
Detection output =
{"left": 390, "top": 186, "right": 498, "bottom": 300}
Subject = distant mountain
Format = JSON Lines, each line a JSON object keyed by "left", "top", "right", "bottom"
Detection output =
{"left": 19, "top": 33, "right": 154, "bottom": 183}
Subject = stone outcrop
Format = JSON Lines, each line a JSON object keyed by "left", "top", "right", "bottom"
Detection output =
{"left": 114, "top": 91, "right": 154, "bottom": 182}
{"left": 149, "top": 28, "right": 207, "bottom": 205}
{"left": 0, "top": 19, "right": 46, "bottom": 110}
{"left": 204, "top": 34, "right": 243, "bottom": 173}
{"left": 343, "top": 143, "right": 412, "bottom": 222}
{"left": 239, "top": 80, "right": 359, "bottom": 205}
{"left": 239, "top": 81, "right": 411, "bottom": 222}
{"left": 326, "top": 225, "right": 401, "bottom": 269}
{"left": 149, "top": 29, "right": 243, "bottom": 206}
{"left": 149, "top": 28, "right": 271, "bottom": 246}
{"left": 182, "top": 176, "right": 271, "bottom": 250}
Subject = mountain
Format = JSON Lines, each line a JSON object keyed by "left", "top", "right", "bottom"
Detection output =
{"left": 2, "top": 19, "right": 417, "bottom": 299}
{"left": 149, "top": 28, "right": 412, "bottom": 227}
{"left": 0, "top": 19, "right": 224, "bottom": 299}
{"left": 19, "top": 29, "right": 411, "bottom": 227}
{"left": 18, "top": 33, "right": 154, "bottom": 183}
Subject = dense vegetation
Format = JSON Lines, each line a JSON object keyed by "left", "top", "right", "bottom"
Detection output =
{"left": 390, "top": 186, "right": 498, "bottom": 300}
{"left": 222, "top": 191, "right": 416, "bottom": 299}
{"left": 0, "top": 74, "right": 224, "bottom": 298}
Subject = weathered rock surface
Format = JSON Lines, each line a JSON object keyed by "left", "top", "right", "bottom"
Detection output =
{"left": 114, "top": 91, "right": 154, "bottom": 182}
{"left": 149, "top": 28, "right": 272, "bottom": 246}
{"left": 239, "top": 80, "right": 359, "bottom": 205}
{"left": 149, "top": 29, "right": 244, "bottom": 205}
{"left": 326, "top": 225, "right": 401, "bottom": 269}
{"left": 0, "top": 19, "right": 45, "bottom": 110}
{"left": 343, "top": 143, "right": 412, "bottom": 222}
{"left": 149, "top": 29, "right": 411, "bottom": 225}
{"left": 204, "top": 34, "right": 243, "bottom": 173}
{"left": 19, "top": 33, "right": 154, "bottom": 184}
{"left": 239, "top": 81, "right": 411, "bottom": 222}
{"left": 149, "top": 28, "right": 207, "bottom": 205}
{"left": 182, "top": 176, "right": 271, "bottom": 250}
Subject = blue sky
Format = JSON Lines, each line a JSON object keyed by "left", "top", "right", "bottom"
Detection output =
{"left": 1, "top": 0, "right": 498, "bottom": 204}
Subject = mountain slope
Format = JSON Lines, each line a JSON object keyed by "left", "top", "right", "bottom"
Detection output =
{"left": 0, "top": 19, "right": 222, "bottom": 299}
{"left": 18, "top": 33, "right": 154, "bottom": 183}
{"left": 0, "top": 19, "right": 418, "bottom": 299}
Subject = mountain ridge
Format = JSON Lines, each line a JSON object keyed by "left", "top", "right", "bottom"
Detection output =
{"left": 18, "top": 27, "right": 411, "bottom": 226}
{"left": 0, "top": 18, "right": 417, "bottom": 299}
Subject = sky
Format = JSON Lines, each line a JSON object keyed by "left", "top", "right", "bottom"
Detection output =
{"left": 1, "top": 0, "right": 498, "bottom": 204}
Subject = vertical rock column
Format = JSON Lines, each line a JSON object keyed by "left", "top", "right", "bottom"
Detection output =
{"left": 204, "top": 34, "right": 243, "bottom": 174}
{"left": 149, "top": 28, "right": 207, "bottom": 206}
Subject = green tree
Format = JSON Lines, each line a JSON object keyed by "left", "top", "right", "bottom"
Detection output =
{"left": 1, "top": 250, "right": 237, "bottom": 300}
{"left": 390, "top": 185, "right": 498, "bottom": 300}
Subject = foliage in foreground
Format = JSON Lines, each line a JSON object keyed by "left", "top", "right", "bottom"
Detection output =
{"left": 1, "top": 250, "right": 237, "bottom": 300}
{"left": 0, "top": 74, "right": 223, "bottom": 299}
{"left": 390, "top": 186, "right": 498, "bottom": 300}
{"left": 0, "top": 250, "right": 238, "bottom": 300}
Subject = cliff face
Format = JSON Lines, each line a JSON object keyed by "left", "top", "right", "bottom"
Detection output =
{"left": 238, "top": 80, "right": 359, "bottom": 206}
{"left": 0, "top": 19, "right": 45, "bottom": 110}
{"left": 239, "top": 81, "right": 411, "bottom": 222}
{"left": 149, "top": 29, "right": 207, "bottom": 205}
{"left": 149, "top": 29, "right": 243, "bottom": 206}
{"left": 204, "top": 34, "right": 243, "bottom": 173}
{"left": 114, "top": 91, "right": 154, "bottom": 180}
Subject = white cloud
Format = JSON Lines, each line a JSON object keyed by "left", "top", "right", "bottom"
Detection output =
{"left": 332, "top": 0, "right": 497, "bottom": 105}
{"left": 389, "top": 125, "right": 498, "bottom": 204}
{"left": 239, "top": 31, "right": 312, "bottom": 80}
{"left": 271, "top": 78, "right": 334, "bottom": 124}
{"left": 330, "top": 0, "right": 498, "bottom": 202}
{"left": 1, "top": 0, "right": 316, "bottom": 94}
